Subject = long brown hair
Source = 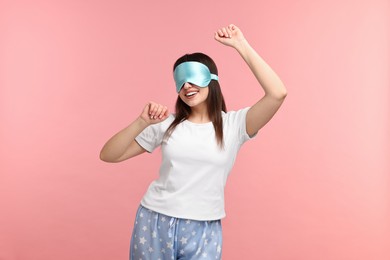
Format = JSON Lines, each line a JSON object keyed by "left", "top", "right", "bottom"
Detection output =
{"left": 164, "top": 52, "right": 227, "bottom": 148}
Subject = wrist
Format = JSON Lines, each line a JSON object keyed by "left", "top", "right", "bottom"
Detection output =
{"left": 136, "top": 116, "right": 150, "bottom": 128}
{"left": 234, "top": 38, "right": 250, "bottom": 53}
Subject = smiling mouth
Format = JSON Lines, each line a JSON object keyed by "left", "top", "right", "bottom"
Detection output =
{"left": 185, "top": 91, "right": 198, "bottom": 97}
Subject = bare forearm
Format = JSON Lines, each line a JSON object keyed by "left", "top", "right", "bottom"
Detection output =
{"left": 235, "top": 40, "right": 287, "bottom": 98}
{"left": 99, "top": 117, "right": 149, "bottom": 162}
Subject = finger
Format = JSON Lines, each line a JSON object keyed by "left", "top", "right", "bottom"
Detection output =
{"left": 149, "top": 102, "right": 158, "bottom": 118}
{"left": 217, "top": 29, "right": 224, "bottom": 37}
{"left": 226, "top": 27, "right": 233, "bottom": 38}
{"left": 214, "top": 32, "right": 225, "bottom": 44}
{"left": 154, "top": 104, "right": 166, "bottom": 119}
{"left": 154, "top": 105, "right": 164, "bottom": 119}
{"left": 214, "top": 31, "right": 222, "bottom": 41}
{"left": 143, "top": 103, "right": 151, "bottom": 115}
{"left": 159, "top": 106, "right": 169, "bottom": 119}
{"left": 221, "top": 27, "right": 229, "bottom": 38}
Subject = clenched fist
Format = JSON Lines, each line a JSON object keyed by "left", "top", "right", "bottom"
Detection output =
{"left": 139, "top": 101, "right": 170, "bottom": 125}
{"left": 214, "top": 24, "right": 247, "bottom": 49}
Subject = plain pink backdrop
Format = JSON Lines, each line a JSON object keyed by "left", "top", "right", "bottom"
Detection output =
{"left": 1, "top": 0, "right": 389, "bottom": 259}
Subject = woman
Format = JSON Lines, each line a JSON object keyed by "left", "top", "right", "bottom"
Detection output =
{"left": 100, "top": 24, "right": 287, "bottom": 260}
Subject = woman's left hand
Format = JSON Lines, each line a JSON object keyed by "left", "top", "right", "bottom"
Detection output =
{"left": 214, "top": 24, "right": 246, "bottom": 49}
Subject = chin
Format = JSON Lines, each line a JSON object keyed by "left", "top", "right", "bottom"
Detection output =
{"left": 184, "top": 101, "right": 198, "bottom": 107}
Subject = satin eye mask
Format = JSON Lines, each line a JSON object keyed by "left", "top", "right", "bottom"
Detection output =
{"left": 173, "top": 61, "right": 219, "bottom": 93}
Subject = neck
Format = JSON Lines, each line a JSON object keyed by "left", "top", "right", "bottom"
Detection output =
{"left": 188, "top": 103, "right": 210, "bottom": 123}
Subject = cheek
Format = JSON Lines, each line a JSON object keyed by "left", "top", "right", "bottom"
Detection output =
{"left": 201, "top": 88, "right": 209, "bottom": 98}
{"left": 178, "top": 92, "right": 185, "bottom": 100}
{"left": 178, "top": 94, "right": 190, "bottom": 104}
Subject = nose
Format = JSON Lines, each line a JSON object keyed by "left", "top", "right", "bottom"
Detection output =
{"left": 182, "top": 82, "right": 190, "bottom": 89}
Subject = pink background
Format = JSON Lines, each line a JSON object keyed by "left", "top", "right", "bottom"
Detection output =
{"left": 1, "top": 0, "right": 389, "bottom": 259}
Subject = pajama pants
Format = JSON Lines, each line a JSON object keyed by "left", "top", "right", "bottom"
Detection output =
{"left": 129, "top": 205, "right": 223, "bottom": 260}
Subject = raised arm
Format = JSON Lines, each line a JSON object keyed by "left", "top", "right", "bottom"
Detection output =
{"left": 214, "top": 24, "right": 287, "bottom": 137}
{"left": 99, "top": 102, "right": 169, "bottom": 163}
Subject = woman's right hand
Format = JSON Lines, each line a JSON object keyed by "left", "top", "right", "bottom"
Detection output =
{"left": 139, "top": 101, "right": 170, "bottom": 125}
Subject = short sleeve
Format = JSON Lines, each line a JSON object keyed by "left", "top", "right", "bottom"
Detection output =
{"left": 135, "top": 115, "right": 174, "bottom": 153}
{"left": 225, "top": 107, "right": 257, "bottom": 144}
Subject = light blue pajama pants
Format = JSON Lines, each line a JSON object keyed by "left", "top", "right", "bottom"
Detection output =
{"left": 130, "top": 205, "right": 223, "bottom": 260}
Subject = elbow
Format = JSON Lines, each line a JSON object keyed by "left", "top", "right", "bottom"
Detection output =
{"left": 99, "top": 151, "right": 108, "bottom": 162}
{"left": 269, "top": 91, "right": 287, "bottom": 100}
{"left": 276, "top": 86, "right": 288, "bottom": 100}
{"left": 99, "top": 151, "right": 115, "bottom": 163}
{"left": 279, "top": 85, "right": 288, "bottom": 99}
{"left": 266, "top": 85, "right": 287, "bottom": 100}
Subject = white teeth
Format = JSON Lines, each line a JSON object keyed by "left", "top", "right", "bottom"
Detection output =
{"left": 186, "top": 92, "right": 198, "bottom": 96}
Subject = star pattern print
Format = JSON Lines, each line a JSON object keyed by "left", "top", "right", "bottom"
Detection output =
{"left": 130, "top": 205, "right": 223, "bottom": 260}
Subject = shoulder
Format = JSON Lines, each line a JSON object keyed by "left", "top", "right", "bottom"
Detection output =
{"left": 222, "top": 107, "right": 251, "bottom": 121}
{"left": 159, "top": 114, "right": 175, "bottom": 129}
{"left": 222, "top": 107, "right": 251, "bottom": 133}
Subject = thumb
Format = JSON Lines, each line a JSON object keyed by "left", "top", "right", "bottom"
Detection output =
{"left": 214, "top": 32, "right": 225, "bottom": 43}
{"left": 214, "top": 32, "right": 232, "bottom": 46}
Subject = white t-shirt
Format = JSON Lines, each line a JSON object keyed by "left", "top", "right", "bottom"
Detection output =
{"left": 135, "top": 107, "right": 256, "bottom": 221}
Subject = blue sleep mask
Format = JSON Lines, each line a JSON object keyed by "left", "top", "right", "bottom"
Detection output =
{"left": 173, "top": 61, "right": 219, "bottom": 93}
